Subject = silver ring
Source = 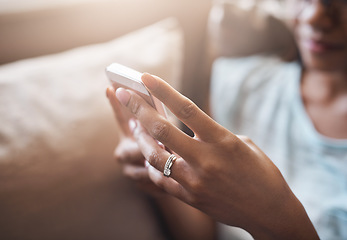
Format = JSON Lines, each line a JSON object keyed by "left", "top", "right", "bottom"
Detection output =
{"left": 163, "top": 154, "right": 177, "bottom": 177}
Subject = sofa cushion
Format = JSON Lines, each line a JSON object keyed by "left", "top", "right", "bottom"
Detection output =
{"left": 0, "top": 18, "right": 183, "bottom": 240}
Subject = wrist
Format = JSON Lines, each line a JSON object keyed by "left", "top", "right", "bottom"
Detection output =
{"left": 248, "top": 194, "right": 319, "bottom": 240}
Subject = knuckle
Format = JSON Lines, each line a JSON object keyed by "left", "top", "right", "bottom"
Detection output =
{"left": 187, "top": 192, "right": 201, "bottom": 206}
{"left": 130, "top": 171, "right": 143, "bottom": 181}
{"left": 179, "top": 99, "right": 198, "bottom": 119}
{"left": 129, "top": 98, "right": 142, "bottom": 117}
{"left": 186, "top": 194, "right": 197, "bottom": 205}
{"left": 154, "top": 177, "right": 166, "bottom": 189}
{"left": 114, "top": 147, "right": 125, "bottom": 162}
{"left": 237, "top": 135, "right": 255, "bottom": 148}
{"left": 123, "top": 166, "right": 143, "bottom": 181}
{"left": 147, "top": 151, "right": 161, "bottom": 168}
{"left": 201, "top": 161, "right": 216, "bottom": 175}
{"left": 238, "top": 135, "right": 251, "bottom": 143}
{"left": 152, "top": 121, "right": 170, "bottom": 141}
{"left": 193, "top": 196, "right": 203, "bottom": 206}
{"left": 196, "top": 154, "right": 217, "bottom": 174}
{"left": 218, "top": 134, "right": 240, "bottom": 150}
{"left": 122, "top": 167, "right": 132, "bottom": 178}
{"left": 189, "top": 178, "right": 204, "bottom": 195}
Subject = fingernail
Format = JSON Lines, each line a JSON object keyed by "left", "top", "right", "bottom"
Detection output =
{"left": 106, "top": 87, "right": 114, "bottom": 98}
{"left": 141, "top": 73, "right": 159, "bottom": 90}
{"left": 145, "top": 161, "right": 150, "bottom": 168}
{"left": 115, "top": 88, "right": 130, "bottom": 105}
{"left": 128, "top": 118, "right": 137, "bottom": 132}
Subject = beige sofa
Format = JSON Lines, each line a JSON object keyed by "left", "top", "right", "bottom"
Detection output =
{"left": 0, "top": 1, "right": 212, "bottom": 239}
{"left": 0, "top": 1, "right": 294, "bottom": 239}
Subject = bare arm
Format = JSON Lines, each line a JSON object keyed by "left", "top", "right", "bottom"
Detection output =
{"left": 112, "top": 73, "right": 320, "bottom": 240}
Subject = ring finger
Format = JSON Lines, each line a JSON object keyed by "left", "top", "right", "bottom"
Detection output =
{"left": 131, "top": 119, "right": 190, "bottom": 185}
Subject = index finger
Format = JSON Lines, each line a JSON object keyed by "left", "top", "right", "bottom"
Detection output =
{"left": 141, "top": 74, "right": 230, "bottom": 142}
{"left": 115, "top": 87, "right": 199, "bottom": 160}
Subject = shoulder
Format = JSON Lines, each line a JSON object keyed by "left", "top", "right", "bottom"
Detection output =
{"left": 211, "top": 55, "right": 298, "bottom": 93}
{"left": 210, "top": 55, "right": 300, "bottom": 131}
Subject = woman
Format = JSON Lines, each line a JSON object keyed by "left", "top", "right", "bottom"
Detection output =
{"left": 106, "top": 0, "right": 347, "bottom": 239}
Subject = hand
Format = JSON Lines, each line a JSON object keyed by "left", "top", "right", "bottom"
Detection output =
{"left": 107, "top": 87, "right": 217, "bottom": 240}
{"left": 111, "top": 73, "right": 319, "bottom": 240}
{"left": 106, "top": 87, "right": 165, "bottom": 196}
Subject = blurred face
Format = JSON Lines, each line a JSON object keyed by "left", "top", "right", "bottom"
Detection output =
{"left": 289, "top": 0, "right": 347, "bottom": 71}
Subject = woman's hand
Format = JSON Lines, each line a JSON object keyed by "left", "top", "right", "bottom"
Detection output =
{"left": 107, "top": 86, "right": 166, "bottom": 196}
{"left": 107, "top": 86, "right": 217, "bottom": 240}
{"left": 110, "top": 73, "right": 319, "bottom": 240}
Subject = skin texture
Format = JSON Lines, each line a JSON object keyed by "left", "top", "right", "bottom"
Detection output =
{"left": 107, "top": 85, "right": 216, "bottom": 240}
{"left": 106, "top": 74, "right": 319, "bottom": 240}
{"left": 291, "top": 0, "right": 347, "bottom": 139}
{"left": 107, "top": 1, "right": 347, "bottom": 239}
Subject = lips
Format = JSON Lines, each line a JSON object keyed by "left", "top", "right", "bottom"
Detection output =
{"left": 303, "top": 39, "right": 345, "bottom": 53}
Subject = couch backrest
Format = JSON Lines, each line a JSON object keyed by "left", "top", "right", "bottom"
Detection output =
{"left": 0, "top": 0, "right": 212, "bottom": 104}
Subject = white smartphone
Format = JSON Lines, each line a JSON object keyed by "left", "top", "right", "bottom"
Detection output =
{"left": 106, "top": 63, "right": 167, "bottom": 118}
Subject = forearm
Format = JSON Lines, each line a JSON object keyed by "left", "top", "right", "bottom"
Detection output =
{"left": 247, "top": 194, "right": 319, "bottom": 240}
{"left": 154, "top": 195, "right": 217, "bottom": 240}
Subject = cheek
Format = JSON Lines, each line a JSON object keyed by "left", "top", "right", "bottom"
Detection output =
{"left": 283, "top": 10, "right": 347, "bottom": 71}
{"left": 285, "top": 12, "right": 301, "bottom": 42}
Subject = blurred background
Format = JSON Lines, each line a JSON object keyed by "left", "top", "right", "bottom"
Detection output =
{"left": 0, "top": 0, "right": 295, "bottom": 239}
